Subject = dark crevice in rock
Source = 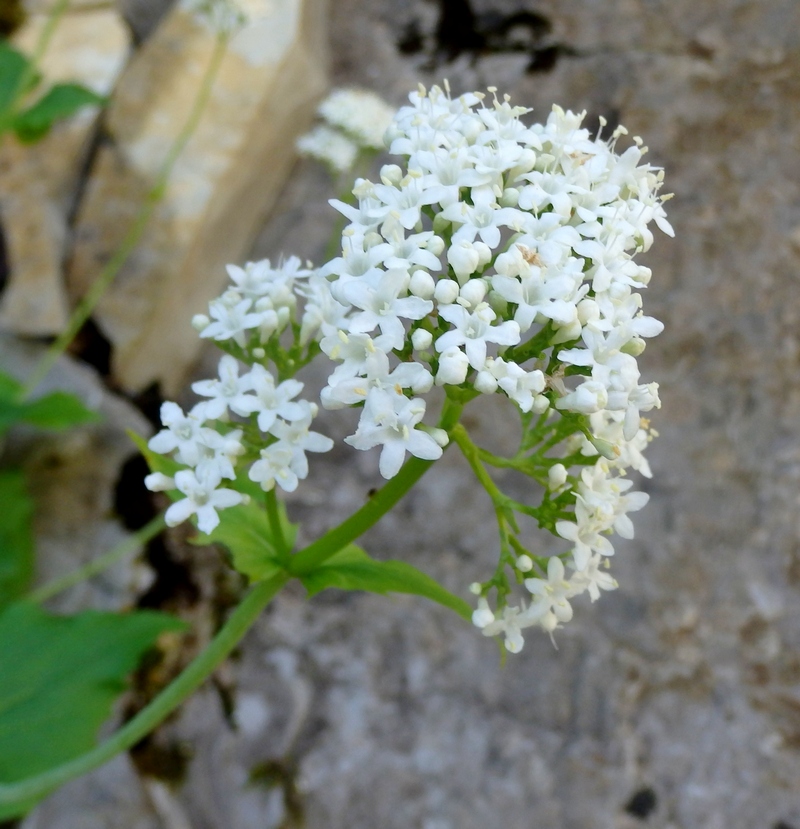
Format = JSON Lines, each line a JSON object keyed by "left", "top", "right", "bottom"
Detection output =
{"left": 403, "top": 0, "right": 573, "bottom": 73}
{"left": 137, "top": 533, "right": 201, "bottom": 610}
{"left": 774, "top": 823, "right": 797, "bottom": 829}
{"left": 67, "top": 317, "right": 113, "bottom": 377}
{"left": 625, "top": 786, "right": 658, "bottom": 819}
{"left": 129, "top": 736, "right": 192, "bottom": 784}
{"left": 130, "top": 382, "right": 166, "bottom": 431}
{"left": 114, "top": 452, "right": 156, "bottom": 531}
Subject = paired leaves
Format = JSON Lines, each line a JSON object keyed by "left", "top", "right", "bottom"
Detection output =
{"left": 0, "top": 602, "right": 185, "bottom": 817}
{"left": 0, "top": 41, "right": 105, "bottom": 143}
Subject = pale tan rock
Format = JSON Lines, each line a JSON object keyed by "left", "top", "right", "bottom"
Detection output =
{"left": 0, "top": 8, "right": 130, "bottom": 335}
{"left": 66, "top": 0, "right": 329, "bottom": 395}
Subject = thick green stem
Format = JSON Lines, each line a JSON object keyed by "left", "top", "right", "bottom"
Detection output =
{"left": 27, "top": 514, "right": 166, "bottom": 604}
{"left": 289, "top": 397, "right": 464, "bottom": 575}
{"left": 20, "top": 31, "right": 230, "bottom": 400}
{"left": 0, "top": 572, "right": 289, "bottom": 812}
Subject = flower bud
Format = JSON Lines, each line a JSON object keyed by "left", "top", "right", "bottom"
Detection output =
{"left": 459, "top": 279, "right": 487, "bottom": 308}
{"left": 435, "top": 348, "right": 469, "bottom": 385}
{"left": 474, "top": 370, "right": 498, "bottom": 394}
{"left": 192, "top": 314, "right": 210, "bottom": 332}
{"left": 411, "top": 328, "right": 433, "bottom": 350}
{"left": 548, "top": 463, "right": 567, "bottom": 490}
{"left": 428, "top": 427, "right": 450, "bottom": 448}
{"left": 425, "top": 235, "right": 445, "bottom": 256}
{"left": 380, "top": 164, "right": 403, "bottom": 185}
{"left": 516, "top": 554, "right": 533, "bottom": 572}
{"left": 532, "top": 394, "right": 550, "bottom": 413}
{"left": 434, "top": 279, "right": 460, "bottom": 305}
{"left": 447, "top": 240, "right": 481, "bottom": 281}
{"left": 409, "top": 270, "right": 435, "bottom": 299}
{"left": 472, "top": 598, "right": 495, "bottom": 628}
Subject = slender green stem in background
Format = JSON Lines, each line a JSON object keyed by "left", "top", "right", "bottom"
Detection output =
{"left": 289, "top": 397, "right": 465, "bottom": 575}
{"left": 20, "top": 31, "right": 230, "bottom": 400}
{"left": 27, "top": 514, "right": 166, "bottom": 604}
{"left": 0, "top": 572, "right": 289, "bottom": 812}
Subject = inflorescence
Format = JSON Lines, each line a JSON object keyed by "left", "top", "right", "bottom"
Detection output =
{"left": 146, "top": 83, "right": 672, "bottom": 653}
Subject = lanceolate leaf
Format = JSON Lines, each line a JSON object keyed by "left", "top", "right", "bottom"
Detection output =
{"left": 0, "top": 470, "right": 34, "bottom": 610}
{"left": 300, "top": 545, "right": 472, "bottom": 621}
{"left": 0, "top": 602, "right": 185, "bottom": 817}
{"left": 13, "top": 83, "right": 105, "bottom": 143}
{"left": 0, "top": 371, "right": 100, "bottom": 436}
{"left": 0, "top": 41, "right": 30, "bottom": 116}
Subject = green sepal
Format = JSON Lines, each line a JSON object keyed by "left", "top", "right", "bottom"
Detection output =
{"left": 0, "top": 601, "right": 186, "bottom": 818}
{"left": 299, "top": 544, "right": 472, "bottom": 621}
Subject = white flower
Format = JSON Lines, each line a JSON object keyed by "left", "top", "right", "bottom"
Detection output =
{"left": 340, "top": 269, "right": 433, "bottom": 350}
{"left": 344, "top": 388, "right": 443, "bottom": 479}
{"left": 200, "top": 292, "right": 261, "bottom": 348}
{"left": 248, "top": 365, "right": 305, "bottom": 433}
{"left": 436, "top": 303, "right": 520, "bottom": 371}
{"left": 165, "top": 468, "right": 244, "bottom": 534}
{"left": 192, "top": 355, "right": 256, "bottom": 420}
{"left": 248, "top": 443, "right": 299, "bottom": 492}
{"left": 267, "top": 402, "right": 334, "bottom": 477}
{"left": 148, "top": 402, "right": 220, "bottom": 467}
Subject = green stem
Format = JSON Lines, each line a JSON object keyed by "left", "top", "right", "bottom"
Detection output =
{"left": 450, "top": 423, "right": 506, "bottom": 506}
{"left": 265, "top": 490, "right": 288, "bottom": 560}
{"left": 27, "top": 514, "right": 166, "bottom": 604}
{"left": 0, "top": 572, "right": 289, "bottom": 812}
{"left": 289, "top": 397, "right": 464, "bottom": 575}
{"left": 20, "top": 31, "right": 230, "bottom": 400}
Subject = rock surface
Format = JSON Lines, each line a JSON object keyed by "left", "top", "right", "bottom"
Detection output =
{"left": 0, "top": 6, "right": 130, "bottom": 335}
{"left": 17, "top": 0, "right": 800, "bottom": 828}
{"left": 66, "top": 0, "right": 329, "bottom": 396}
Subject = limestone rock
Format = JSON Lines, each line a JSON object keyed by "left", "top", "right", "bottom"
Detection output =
{"left": 0, "top": 333, "right": 153, "bottom": 613}
{"left": 0, "top": 7, "right": 131, "bottom": 335}
{"left": 66, "top": 0, "right": 329, "bottom": 396}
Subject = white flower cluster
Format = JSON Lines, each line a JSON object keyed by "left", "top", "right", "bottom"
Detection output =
{"left": 145, "top": 258, "right": 334, "bottom": 534}
{"left": 146, "top": 83, "right": 670, "bottom": 650}
{"left": 297, "top": 88, "right": 397, "bottom": 173}
{"left": 304, "top": 84, "right": 671, "bottom": 650}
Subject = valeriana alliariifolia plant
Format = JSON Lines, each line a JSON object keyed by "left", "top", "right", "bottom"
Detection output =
{"left": 0, "top": 81, "right": 672, "bottom": 819}
{"left": 148, "top": 83, "right": 673, "bottom": 654}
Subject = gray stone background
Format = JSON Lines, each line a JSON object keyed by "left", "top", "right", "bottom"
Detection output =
{"left": 11, "top": 0, "right": 800, "bottom": 827}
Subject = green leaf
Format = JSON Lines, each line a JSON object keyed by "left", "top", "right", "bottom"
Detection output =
{"left": 12, "top": 82, "right": 105, "bottom": 143}
{"left": 0, "top": 41, "right": 30, "bottom": 115}
{"left": 0, "top": 471, "right": 34, "bottom": 611}
{"left": 192, "top": 497, "right": 296, "bottom": 582}
{"left": 0, "top": 602, "right": 186, "bottom": 818}
{"left": 17, "top": 391, "right": 100, "bottom": 430}
{"left": 299, "top": 545, "right": 472, "bottom": 621}
{"left": 0, "top": 371, "right": 100, "bottom": 435}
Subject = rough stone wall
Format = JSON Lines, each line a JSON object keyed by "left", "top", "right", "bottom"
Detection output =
{"left": 17, "top": 0, "right": 800, "bottom": 827}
